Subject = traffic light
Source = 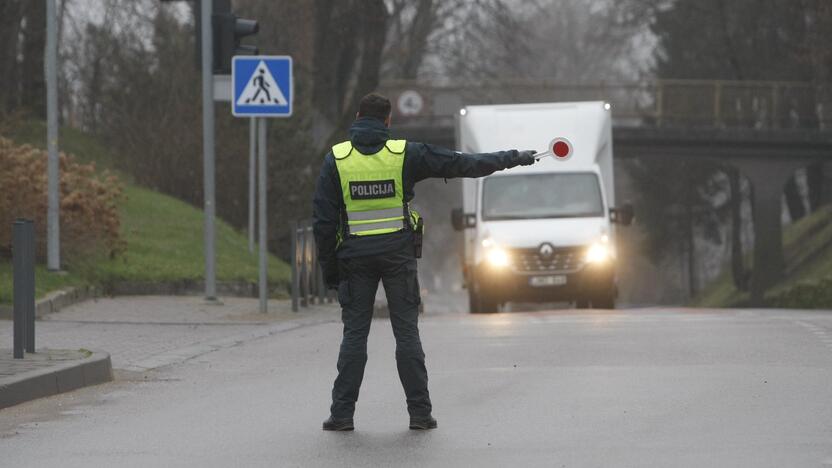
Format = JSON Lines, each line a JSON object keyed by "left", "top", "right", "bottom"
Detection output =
{"left": 193, "top": 0, "right": 259, "bottom": 74}
{"left": 214, "top": 11, "right": 259, "bottom": 74}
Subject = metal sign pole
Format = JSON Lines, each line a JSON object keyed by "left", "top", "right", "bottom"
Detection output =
{"left": 45, "top": 0, "right": 60, "bottom": 271}
{"left": 258, "top": 118, "right": 268, "bottom": 313}
{"left": 249, "top": 117, "right": 257, "bottom": 253}
{"left": 201, "top": 0, "right": 217, "bottom": 300}
{"left": 232, "top": 56, "right": 292, "bottom": 313}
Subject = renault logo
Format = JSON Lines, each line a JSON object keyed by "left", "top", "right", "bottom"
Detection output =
{"left": 538, "top": 243, "right": 555, "bottom": 259}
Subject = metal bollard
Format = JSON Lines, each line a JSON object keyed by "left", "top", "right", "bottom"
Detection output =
{"left": 290, "top": 219, "right": 327, "bottom": 310}
{"left": 305, "top": 223, "right": 315, "bottom": 304}
{"left": 12, "top": 219, "right": 35, "bottom": 358}
{"left": 24, "top": 220, "right": 35, "bottom": 353}
{"left": 316, "top": 260, "right": 326, "bottom": 303}
{"left": 299, "top": 222, "right": 308, "bottom": 308}
{"left": 290, "top": 221, "right": 299, "bottom": 312}
{"left": 308, "top": 229, "right": 316, "bottom": 304}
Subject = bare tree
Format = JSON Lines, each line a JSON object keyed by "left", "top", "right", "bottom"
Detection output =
{"left": 433, "top": 0, "right": 654, "bottom": 83}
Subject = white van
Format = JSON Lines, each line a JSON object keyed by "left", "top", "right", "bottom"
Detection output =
{"left": 451, "top": 101, "right": 633, "bottom": 313}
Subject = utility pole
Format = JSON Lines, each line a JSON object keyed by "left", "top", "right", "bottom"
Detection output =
{"left": 201, "top": 0, "right": 217, "bottom": 300}
{"left": 45, "top": 0, "right": 60, "bottom": 271}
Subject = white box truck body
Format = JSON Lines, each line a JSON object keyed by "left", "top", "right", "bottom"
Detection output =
{"left": 453, "top": 101, "right": 631, "bottom": 312}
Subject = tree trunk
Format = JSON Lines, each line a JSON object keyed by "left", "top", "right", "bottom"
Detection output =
{"left": 334, "top": 0, "right": 388, "bottom": 133}
{"left": 400, "top": 0, "right": 435, "bottom": 79}
{"left": 783, "top": 175, "right": 806, "bottom": 221}
{"left": 824, "top": 163, "right": 832, "bottom": 205}
{"left": 806, "top": 162, "right": 824, "bottom": 211}
{"left": 728, "top": 167, "right": 748, "bottom": 291}
{"left": 686, "top": 202, "right": 697, "bottom": 298}
{"left": 21, "top": 0, "right": 47, "bottom": 118}
{"left": 0, "top": 0, "right": 24, "bottom": 114}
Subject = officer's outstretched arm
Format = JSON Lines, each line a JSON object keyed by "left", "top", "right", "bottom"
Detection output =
{"left": 408, "top": 142, "right": 536, "bottom": 182}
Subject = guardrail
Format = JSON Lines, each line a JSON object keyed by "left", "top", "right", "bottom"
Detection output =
{"left": 12, "top": 219, "right": 36, "bottom": 358}
{"left": 378, "top": 79, "right": 830, "bottom": 130}
{"left": 290, "top": 220, "right": 333, "bottom": 311}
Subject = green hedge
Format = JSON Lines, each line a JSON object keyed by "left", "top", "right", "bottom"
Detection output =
{"left": 767, "top": 277, "right": 832, "bottom": 309}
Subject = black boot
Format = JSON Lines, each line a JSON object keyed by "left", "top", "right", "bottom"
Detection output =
{"left": 409, "top": 415, "right": 437, "bottom": 430}
{"left": 322, "top": 416, "right": 354, "bottom": 431}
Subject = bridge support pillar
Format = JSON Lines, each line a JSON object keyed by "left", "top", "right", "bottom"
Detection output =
{"left": 732, "top": 159, "right": 807, "bottom": 306}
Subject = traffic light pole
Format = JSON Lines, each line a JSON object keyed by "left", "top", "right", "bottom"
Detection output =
{"left": 201, "top": 0, "right": 217, "bottom": 301}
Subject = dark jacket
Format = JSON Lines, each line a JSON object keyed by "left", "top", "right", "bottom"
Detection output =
{"left": 313, "top": 117, "right": 524, "bottom": 286}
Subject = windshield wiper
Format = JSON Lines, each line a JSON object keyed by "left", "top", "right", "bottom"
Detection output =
{"left": 484, "top": 212, "right": 603, "bottom": 220}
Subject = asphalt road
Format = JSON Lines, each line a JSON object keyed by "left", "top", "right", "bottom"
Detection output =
{"left": 2, "top": 307, "right": 832, "bottom": 467}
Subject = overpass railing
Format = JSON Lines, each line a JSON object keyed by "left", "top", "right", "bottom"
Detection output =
{"left": 377, "top": 79, "right": 829, "bottom": 130}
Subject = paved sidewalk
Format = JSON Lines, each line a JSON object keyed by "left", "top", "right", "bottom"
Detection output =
{"left": 0, "top": 296, "right": 339, "bottom": 373}
{"left": 0, "top": 349, "right": 112, "bottom": 409}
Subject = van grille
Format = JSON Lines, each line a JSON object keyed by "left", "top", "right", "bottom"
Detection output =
{"left": 511, "top": 246, "right": 585, "bottom": 273}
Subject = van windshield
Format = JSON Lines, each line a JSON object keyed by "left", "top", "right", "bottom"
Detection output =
{"left": 481, "top": 172, "right": 604, "bottom": 220}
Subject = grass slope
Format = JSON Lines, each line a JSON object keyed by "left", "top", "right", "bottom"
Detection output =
{"left": 692, "top": 204, "right": 832, "bottom": 308}
{"left": 98, "top": 184, "right": 289, "bottom": 285}
{"left": 0, "top": 120, "right": 289, "bottom": 303}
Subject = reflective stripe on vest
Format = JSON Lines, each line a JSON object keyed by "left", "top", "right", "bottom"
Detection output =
{"left": 348, "top": 207, "right": 404, "bottom": 222}
{"left": 332, "top": 139, "right": 407, "bottom": 237}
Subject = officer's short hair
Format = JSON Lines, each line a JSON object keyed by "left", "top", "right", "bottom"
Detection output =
{"left": 358, "top": 93, "right": 392, "bottom": 121}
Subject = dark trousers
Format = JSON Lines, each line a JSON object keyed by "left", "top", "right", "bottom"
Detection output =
{"left": 330, "top": 249, "right": 432, "bottom": 419}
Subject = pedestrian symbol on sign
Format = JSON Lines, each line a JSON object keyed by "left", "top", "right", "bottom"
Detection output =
{"left": 236, "top": 61, "right": 288, "bottom": 107}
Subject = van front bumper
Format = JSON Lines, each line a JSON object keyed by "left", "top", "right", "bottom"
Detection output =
{"left": 472, "top": 261, "right": 615, "bottom": 303}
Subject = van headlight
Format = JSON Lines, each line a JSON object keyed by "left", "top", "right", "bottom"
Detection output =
{"left": 486, "top": 247, "right": 510, "bottom": 268}
{"left": 481, "top": 237, "right": 510, "bottom": 268}
{"left": 585, "top": 242, "right": 611, "bottom": 264}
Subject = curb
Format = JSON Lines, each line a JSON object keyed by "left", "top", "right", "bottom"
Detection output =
{"left": 0, "top": 286, "right": 101, "bottom": 321}
{"left": 0, "top": 281, "right": 289, "bottom": 320}
{"left": 0, "top": 350, "right": 113, "bottom": 410}
{"left": 104, "top": 280, "right": 266, "bottom": 298}
{"left": 119, "top": 316, "right": 337, "bottom": 373}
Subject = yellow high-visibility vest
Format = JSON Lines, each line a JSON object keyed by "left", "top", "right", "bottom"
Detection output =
{"left": 332, "top": 139, "right": 410, "bottom": 237}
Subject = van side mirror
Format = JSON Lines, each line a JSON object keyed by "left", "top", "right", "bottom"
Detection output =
{"left": 451, "top": 208, "right": 477, "bottom": 231}
{"left": 610, "top": 203, "right": 635, "bottom": 226}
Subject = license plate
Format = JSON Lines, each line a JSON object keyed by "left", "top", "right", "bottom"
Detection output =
{"left": 529, "top": 275, "right": 567, "bottom": 287}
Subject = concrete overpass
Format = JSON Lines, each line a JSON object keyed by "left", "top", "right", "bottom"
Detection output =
{"left": 378, "top": 79, "right": 832, "bottom": 304}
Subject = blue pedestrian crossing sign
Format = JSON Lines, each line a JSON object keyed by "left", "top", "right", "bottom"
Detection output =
{"left": 232, "top": 56, "right": 293, "bottom": 118}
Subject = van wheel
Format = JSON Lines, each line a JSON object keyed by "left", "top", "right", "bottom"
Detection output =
{"left": 469, "top": 289, "right": 499, "bottom": 314}
{"left": 468, "top": 290, "right": 481, "bottom": 314}
{"left": 592, "top": 295, "right": 615, "bottom": 309}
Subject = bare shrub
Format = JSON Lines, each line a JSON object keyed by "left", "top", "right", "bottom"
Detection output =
{"left": 0, "top": 137, "right": 124, "bottom": 264}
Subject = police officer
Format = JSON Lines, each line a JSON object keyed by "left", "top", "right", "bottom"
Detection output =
{"left": 314, "top": 93, "right": 536, "bottom": 431}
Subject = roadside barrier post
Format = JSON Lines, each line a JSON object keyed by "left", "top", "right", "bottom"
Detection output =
{"left": 300, "top": 222, "right": 309, "bottom": 308}
{"left": 290, "top": 221, "right": 300, "bottom": 312}
{"left": 24, "top": 220, "right": 35, "bottom": 353}
{"left": 309, "top": 223, "right": 318, "bottom": 304}
{"left": 290, "top": 219, "right": 332, "bottom": 310}
{"left": 316, "top": 259, "right": 326, "bottom": 303}
{"left": 305, "top": 222, "right": 314, "bottom": 305}
{"left": 12, "top": 219, "right": 35, "bottom": 358}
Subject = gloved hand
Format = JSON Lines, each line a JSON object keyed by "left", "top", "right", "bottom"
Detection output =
{"left": 326, "top": 275, "right": 339, "bottom": 290}
{"left": 324, "top": 266, "right": 340, "bottom": 290}
{"left": 516, "top": 150, "right": 538, "bottom": 166}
